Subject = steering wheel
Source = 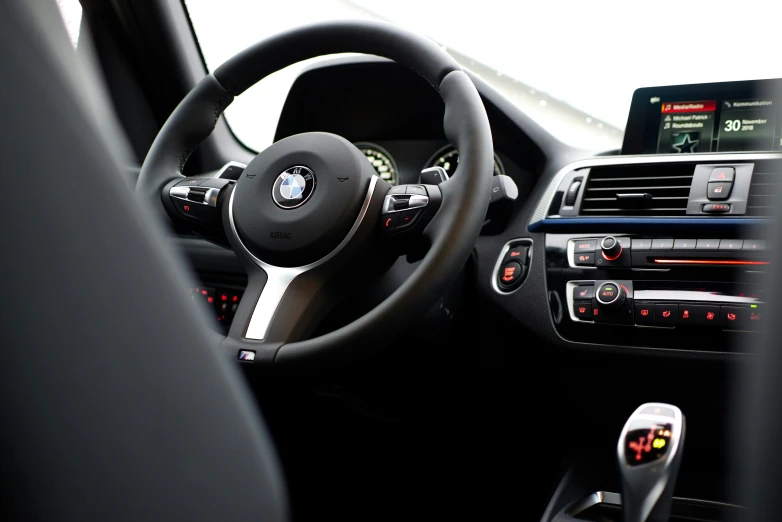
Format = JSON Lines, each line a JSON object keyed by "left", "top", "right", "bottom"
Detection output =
{"left": 137, "top": 21, "right": 493, "bottom": 371}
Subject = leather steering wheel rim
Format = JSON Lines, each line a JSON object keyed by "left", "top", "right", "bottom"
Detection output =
{"left": 137, "top": 21, "right": 494, "bottom": 371}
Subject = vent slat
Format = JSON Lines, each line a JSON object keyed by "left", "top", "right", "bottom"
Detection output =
{"left": 588, "top": 175, "right": 694, "bottom": 182}
{"left": 745, "top": 161, "right": 782, "bottom": 217}
{"left": 580, "top": 164, "right": 694, "bottom": 216}
{"left": 586, "top": 185, "right": 691, "bottom": 192}
{"left": 579, "top": 160, "right": 781, "bottom": 217}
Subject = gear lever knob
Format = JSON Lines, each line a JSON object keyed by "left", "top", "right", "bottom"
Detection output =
{"left": 617, "top": 403, "right": 685, "bottom": 522}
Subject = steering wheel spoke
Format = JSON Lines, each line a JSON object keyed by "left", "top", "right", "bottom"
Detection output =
{"left": 161, "top": 161, "right": 248, "bottom": 247}
{"left": 224, "top": 263, "right": 335, "bottom": 361}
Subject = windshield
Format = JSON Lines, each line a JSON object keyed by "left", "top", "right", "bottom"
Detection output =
{"left": 185, "top": 0, "right": 780, "bottom": 153}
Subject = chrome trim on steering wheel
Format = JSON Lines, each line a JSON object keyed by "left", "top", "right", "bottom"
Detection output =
{"left": 227, "top": 175, "right": 379, "bottom": 341}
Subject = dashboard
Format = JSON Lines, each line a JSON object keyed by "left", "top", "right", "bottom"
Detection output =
{"left": 167, "top": 53, "right": 781, "bottom": 517}
{"left": 271, "top": 58, "right": 542, "bottom": 194}
{"left": 185, "top": 58, "right": 779, "bottom": 361}
{"left": 478, "top": 77, "right": 779, "bottom": 359}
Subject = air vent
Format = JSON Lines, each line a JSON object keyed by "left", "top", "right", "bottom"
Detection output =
{"left": 580, "top": 164, "right": 694, "bottom": 216}
{"left": 746, "top": 160, "right": 782, "bottom": 217}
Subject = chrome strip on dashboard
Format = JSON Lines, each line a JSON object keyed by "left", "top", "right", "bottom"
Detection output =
{"left": 530, "top": 151, "right": 782, "bottom": 227}
{"left": 634, "top": 290, "right": 762, "bottom": 304}
{"left": 228, "top": 175, "right": 379, "bottom": 341}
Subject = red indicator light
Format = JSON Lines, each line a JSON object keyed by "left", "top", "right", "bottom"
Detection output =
{"left": 727, "top": 313, "right": 737, "bottom": 321}
{"left": 577, "top": 243, "right": 591, "bottom": 249}
{"left": 502, "top": 266, "right": 517, "bottom": 282}
{"left": 682, "top": 309, "right": 690, "bottom": 319}
{"left": 232, "top": 295, "right": 239, "bottom": 302}
{"left": 706, "top": 311, "right": 715, "bottom": 321}
{"left": 602, "top": 245, "right": 623, "bottom": 261}
{"left": 662, "top": 310, "right": 671, "bottom": 318}
{"left": 207, "top": 296, "right": 214, "bottom": 303}
{"left": 510, "top": 251, "right": 521, "bottom": 257}
{"left": 579, "top": 289, "right": 588, "bottom": 297}
{"left": 640, "top": 309, "right": 649, "bottom": 317}
{"left": 578, "top": 306, "right": 586, "bottom": 314}
{"left": 183, "top": 205, "right": 191, "bottom": 212}
{"left": 221, "top": 294, "right": 227, "bottom": 301}
{"left": 201, "top": 290, "right": 207, "bottom": 295}
{"left": 628, "top": 428, "right": 657, "bottom": 462}
{"left": 593, "top": 308, "right": 599, "bottom": 316}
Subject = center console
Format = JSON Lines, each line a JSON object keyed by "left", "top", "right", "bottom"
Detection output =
{"left": 506, "top": 150, "right": 779, "bottom": 354}
{"left": 514, "top": 79, "right": 780, "bottom": 354}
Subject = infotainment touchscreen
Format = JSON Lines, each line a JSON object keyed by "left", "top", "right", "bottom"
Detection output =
{"left": 621, "top": 79, "right": 782, "bottom": 155}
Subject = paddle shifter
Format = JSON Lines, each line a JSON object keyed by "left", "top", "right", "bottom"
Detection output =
{"left": 617, "top": 403, "right": 686, "bottom": 522}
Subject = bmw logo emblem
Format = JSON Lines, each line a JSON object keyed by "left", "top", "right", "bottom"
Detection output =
{"left": 272, "top": 166, "right": 316, "bottom": 209}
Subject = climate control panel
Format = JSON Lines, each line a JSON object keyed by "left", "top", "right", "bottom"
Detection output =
{"left": 538, "top": 232, "right": 769, "bottom": 352}
{"left": 567, "top": 280, "right": 763, "bottom": 331}
{"left": 570, "top": 280, "right": 634, "bottom": 324}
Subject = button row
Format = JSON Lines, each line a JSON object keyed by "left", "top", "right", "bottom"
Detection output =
{"left": 707, "top": 167, "right": 735, "bottom": 201}
{"left": 634, "top": 302, "right": 762, "bottom": 329}
{"left": 381, "top": 208, "right": 423, "bottom": 233}
{"left": 380, "top": 187, "right": 429, "bottom": 234}
{"left": 631, "top": 239, "right": 766, "bottom": 251}
{"left": 572, "top": 237, "right": 631, "bottom": 267}
{"left": 388, "top": 184, "right": 427, "bottom": 195}
{"left": 574, "top": 237, "right": 631, "bottom": 253}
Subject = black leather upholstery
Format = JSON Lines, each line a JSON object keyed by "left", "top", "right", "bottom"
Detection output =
{"left": 0, "top": 2, "right": 287, "bottom": 520}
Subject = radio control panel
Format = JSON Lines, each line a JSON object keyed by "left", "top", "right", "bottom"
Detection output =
{"left": 569, "top": 236, "right": 768, "bottom": 269}
{"left": 567, "top": 281, "right": 763, "bottom": 331}
{"left": 544, "top": 233, "right": 767, "bottom": 352}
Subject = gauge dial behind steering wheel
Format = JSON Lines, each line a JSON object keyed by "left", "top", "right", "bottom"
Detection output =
{"left": 425, "top": 144, "right": 503, "bottom": 178}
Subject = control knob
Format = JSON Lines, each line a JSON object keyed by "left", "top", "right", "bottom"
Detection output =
{"left": 596, "top": 281, "right": 626, "bottom": 309}
{"left": 600, "top": 236, "right": 623, "bottom": 261}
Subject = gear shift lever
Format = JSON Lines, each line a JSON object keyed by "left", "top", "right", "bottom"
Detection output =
{"left": 617, "top": 403, "right": 685, "bottom": 522}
